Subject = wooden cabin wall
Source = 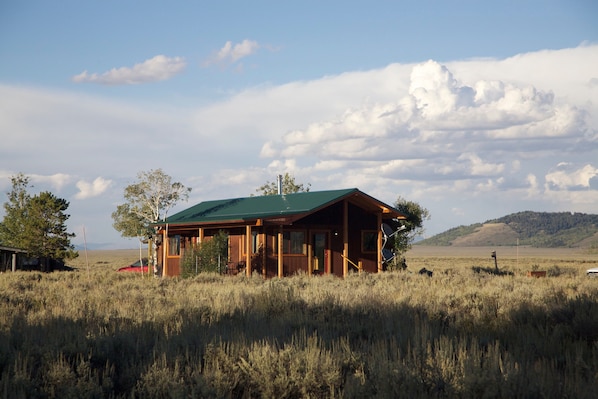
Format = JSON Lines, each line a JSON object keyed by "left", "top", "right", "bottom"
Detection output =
{"left": 229, "top": 234, "right": 242, "bottom": 264}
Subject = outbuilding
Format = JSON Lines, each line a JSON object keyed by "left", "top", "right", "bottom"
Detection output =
{"left": 156, "top": 188, "right": 406, "bottom": 278}
{"left": 0, "top": 245, "right": 27, "bottom": 272}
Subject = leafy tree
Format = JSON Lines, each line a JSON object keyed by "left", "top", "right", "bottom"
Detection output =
{"left": 112, "top": 169, "right": 191, "bottom": 274}
{"left": 255, "top": 173, "right": 311, "bottom": 196}
{"left": 387, "top": 196, "right": 430, "bottom": 269}
{"left": 0, "top": 173, "right": 77, "bottom": 265}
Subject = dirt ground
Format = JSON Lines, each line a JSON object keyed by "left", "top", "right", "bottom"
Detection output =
{"left": 67, "top": 248, "right": 144, "bottom": 271}
{"left": 407, "top": 245, "right": 598, "bottom": 259}
{"left": 405, "top": 245, "right": 598, "bottom": 274}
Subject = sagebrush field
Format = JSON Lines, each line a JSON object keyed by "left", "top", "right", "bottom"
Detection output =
{"left": 1, "top": 246, "right": 597, "bottom": 398}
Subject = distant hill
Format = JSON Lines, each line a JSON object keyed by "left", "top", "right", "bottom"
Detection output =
{"left": 418, "top": 211, "right": 598, "bottom": 248}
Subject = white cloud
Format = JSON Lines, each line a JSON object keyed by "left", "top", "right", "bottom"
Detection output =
{"left": 457, "top": 153, "right": 505, "bottom": 176}
{"left": 0, "top": 172, "right": 72, "bottom": 192}
{"left": 75, "top": 177, "right": 112, "bottom": 200}
{"left": 545, "top": 163, "right": 598, "bottom": 189}
{"left": 203, "top": 39, "right": 260, "bottom": 67}
{"left": 31, "top": 173, "right": 72, "bottom": 191}
{"left": 260, "top": 56, "right": 595, "bottom": 182}
{"left": 72, "top": 55, "right": 186, "bottom": 85}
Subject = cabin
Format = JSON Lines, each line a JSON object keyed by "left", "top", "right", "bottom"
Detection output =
{"left": 155, "top": 188, "right": 406, "bottom": 278}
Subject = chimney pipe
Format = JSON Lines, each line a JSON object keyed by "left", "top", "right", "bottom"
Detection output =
{"left": 277, "top": 174, "right": 283, "bottom": 195}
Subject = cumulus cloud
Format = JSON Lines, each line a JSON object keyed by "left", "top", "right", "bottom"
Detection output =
{"left": 0, "top": 172, "right": 72, "bottom": 192}
{"left": 261, "top": 59, "right": 594, "bottom": 182}
{"left": 72, "top": 55, "right": 186, "bottom": 85}
{"left": 252, "top": 49, "right": 598, "bottom": 236}
{"left": 31, "top": 173, "right": 72, "bottom": 191}
{"left": 545, "top": 163, "right": 598, "bottom": 190}
{"left": 203, "top": 39, "right": 260, "bottom": 67}
{"left": 74, "top": 177, "right": 112, "bottom": 199}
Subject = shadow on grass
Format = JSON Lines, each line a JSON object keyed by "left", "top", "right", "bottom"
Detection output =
{"left": 2, "top": 278, "right": 598, "bottom": 398}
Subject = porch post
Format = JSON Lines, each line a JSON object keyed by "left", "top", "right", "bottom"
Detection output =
{"left": 278, "top": 226, "right": 283, "bottom": 278}
{"left": 377, "top": 213, "right": 383, "bottom": 273}
{"left": 343, "top": 200, "right": 349, "bottom": 278}
{"left": 307, "top": 230, "right": 313, "bottom": 276}
{"left": 162, "top": 226, "right": 168, "bottom": 277}
{"left": 246, "top": 225, "right": 252, "bottom": 277}
{"left": 12, "top": 253, "right": 17, "bottom": 272}
{"left": 261, "top": 229, "right": 267, "bottom": 277}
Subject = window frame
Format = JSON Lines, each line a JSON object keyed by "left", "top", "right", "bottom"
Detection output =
{"left": 361, "top": 230, "right": 378, "bottom": 253}
{"left": 168, "top": 235, "right": 181, "bottom": 256}
{"left": 275, "top": 230, "right": 307, "bottom": 255}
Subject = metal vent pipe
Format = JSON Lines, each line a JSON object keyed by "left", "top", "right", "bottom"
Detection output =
{"left": 277, "top": 174, "right": 283, "bottom": 195}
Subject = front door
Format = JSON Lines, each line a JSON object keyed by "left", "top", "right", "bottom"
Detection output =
{"left": 312, "top": 232, "right": 329, "bottom": 274}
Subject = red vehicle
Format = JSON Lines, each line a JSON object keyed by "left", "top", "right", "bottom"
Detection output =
{"left": 117, "top": 258, "right": 149, "bottom": 273}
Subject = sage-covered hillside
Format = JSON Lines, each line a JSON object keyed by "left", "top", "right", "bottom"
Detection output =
{"left": 419, "top": 211, "right": 598, "bottom": 248}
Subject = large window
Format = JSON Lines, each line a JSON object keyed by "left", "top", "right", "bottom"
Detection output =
{"left": 279, "top": 231, "right": 306, "bottom": 254}
{"left": 168, "top": 235, "right": 181, "bottom": 256}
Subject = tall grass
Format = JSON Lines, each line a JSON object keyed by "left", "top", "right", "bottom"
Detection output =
{"left": 1, "top": 255, "right": 597, "bottom": 398}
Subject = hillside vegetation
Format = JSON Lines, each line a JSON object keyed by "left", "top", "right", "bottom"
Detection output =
{"left": 420, "top": 211, "right": 598, "bottom": 248}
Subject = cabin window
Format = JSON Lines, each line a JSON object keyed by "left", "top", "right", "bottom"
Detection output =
{"left": 277, "top": 231, "right": 306, "bottom": 254}
{"left": 251, "top": 230, "right": 259, "bottom": 253}
{"left": 362, "top": 231, "right": 377, "bottom": 253}
{"left": 242, "top": 230, "right": 260, "bottom": 255}
{"left": 168, "top": 235, "right": 181, "bottom": 256}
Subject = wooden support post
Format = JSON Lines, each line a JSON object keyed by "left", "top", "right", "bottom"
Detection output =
{"left": 307, "top": 231, "right": 313, "bottom": 276}
{"left": 278, "top": 226, "right": 283, "bottom": 278}
{"left": 246, "top": 225, "right": 252, "bottom": 277}
{"left": 343, "top": 200, "right": 349, "bottom": 278}
{"left": 12, "top": 253, "right": 17, "bottom": 272}
{"left": 261, "top": 229, "right": 267, "bottom": 278}
{"left": 377, "top": 213, "right": 383, "bottom": 273}
{"left": 162, "top": 225, "right": 168, "bottom": 277}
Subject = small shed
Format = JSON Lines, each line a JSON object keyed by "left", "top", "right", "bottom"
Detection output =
{"left": 156, "top": 188, "right": 406, "bottom": 278}
{"left": 0, "top": 245, "right": 27, "bottom": 272}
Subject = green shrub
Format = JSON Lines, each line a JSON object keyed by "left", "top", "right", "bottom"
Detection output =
{"left": 180, "top": 230, "right": 228, "bottom": 278}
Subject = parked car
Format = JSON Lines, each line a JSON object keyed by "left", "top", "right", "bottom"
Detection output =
{"left": 117, "top": 258, "right": 149, "bottom": 273}
{"left": 586, "top": 267, "right": 598, "bottom": 276}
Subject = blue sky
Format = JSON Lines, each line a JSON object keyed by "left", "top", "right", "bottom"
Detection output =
{"left": 1, "top": 1, "right": 597, "bottom": 249}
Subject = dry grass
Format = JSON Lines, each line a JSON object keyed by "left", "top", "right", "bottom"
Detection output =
{"left": 407, "top": 245, "right": 598, "bottom": 275}
{"left": 1, "top": 247, "right": 597, "bottom": 398}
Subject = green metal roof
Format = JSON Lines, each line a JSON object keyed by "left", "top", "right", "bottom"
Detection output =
{"left": 164, "top": 188, "right": 403, "bottom": 226}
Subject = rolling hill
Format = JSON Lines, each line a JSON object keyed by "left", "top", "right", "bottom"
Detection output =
{"left": 418, "top": 211, "right": 598, "bottom": 248}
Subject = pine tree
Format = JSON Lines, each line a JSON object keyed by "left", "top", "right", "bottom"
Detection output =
{"left": 0, "top": 173, "right": 77, "bottom": 263}
{"left": 0, "top": 173, "right": 30, "bottom": 248}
